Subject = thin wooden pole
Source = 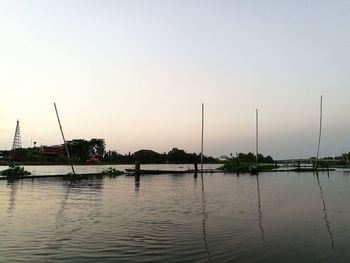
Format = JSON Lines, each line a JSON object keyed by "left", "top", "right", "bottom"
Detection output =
{"left": 316, "top": 95, "right": 323, "bottom": 170}
{"left": 256, "top": 109, "right": 259, "bottom": 169}
{"left": 201, "top": 103, "right": 204, "bottom": 174}
{"left": 54, "top": 103, "right": 76, "bottom": 175}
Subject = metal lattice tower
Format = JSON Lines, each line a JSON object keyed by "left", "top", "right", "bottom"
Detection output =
{"left": 12, "top": 120, "right": 22, "bottom": 149}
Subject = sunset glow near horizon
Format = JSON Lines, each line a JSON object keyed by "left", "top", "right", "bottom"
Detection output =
{"left": 1, "top": 1, "right": 350, "bottom": 159}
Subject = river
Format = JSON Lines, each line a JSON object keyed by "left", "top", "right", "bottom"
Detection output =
{"left": 1, "top": 166, "right": 350, "bottom": 262}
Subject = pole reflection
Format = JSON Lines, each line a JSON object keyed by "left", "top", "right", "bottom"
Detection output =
{"left": 56, "top": 180, "right": 73, "bottom": 224}
{"left": 135, "top": 175, "right": 140, "bottom": 193}
{"left": 200, "top": 174, "right": 210, "bottom": 260}
{"left": 7, "top": 180, "right": 18, "bottom": 214}
{"left": 315, "top": 173, "right": 335, "bottom": 249}
{"left": 256, "top": 175, "right": 265, "bottom": 243}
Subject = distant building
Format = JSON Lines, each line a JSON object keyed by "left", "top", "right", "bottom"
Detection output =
{"left": 38, "top": 145, "right": 65, "bottom": 157}
{"left": 219, "top": 155, "right": 230, "bottom": 161}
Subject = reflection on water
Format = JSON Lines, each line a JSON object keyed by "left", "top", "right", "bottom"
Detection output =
{"left": 315, "top": 173, "right": 335, "bottom": 249}
{"left": 135, "top": 176, "right": 140, "bottom": 192}
{"left": 256, "top": 175, "right": 265, "bottom": 243}
{"left": 1, "top": 170, "right": 350, "bottom": 262}
{"left": 7, "top": 181, "right": 18, "bottom": 214}
{"left": 56, "top": 181, "right": 73, "bottom": 225}
{"left": 200, "top": 177, "right": 210, "bottom": 260}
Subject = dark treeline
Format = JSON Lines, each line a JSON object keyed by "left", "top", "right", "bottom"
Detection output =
{"left": 0, "top": 139, "right": 219, "bottom": 165}
{"left": 226, "top": 152, "right": 274, "bottom": 163}
{"left": 0, "top": 138, "right": 106, "bottom": 164}
{"left": 7, "top": 137, "right": 350, "bottom": 166}
{"left": 102, "top": 148, "right": 218, "bottom": 164}
{"left": 66, "top": 138, "right": 106, "bottom": 162}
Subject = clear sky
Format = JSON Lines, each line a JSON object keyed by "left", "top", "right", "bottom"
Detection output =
{"left": 1, "top": 0, "right": 350, "bottom": 159}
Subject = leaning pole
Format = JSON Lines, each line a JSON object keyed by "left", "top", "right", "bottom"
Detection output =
{"left": 315, "top": 95, "right": 323, "bottom": 171}
{"left": 54, "top": 103, "right": 76, "bottom": 175}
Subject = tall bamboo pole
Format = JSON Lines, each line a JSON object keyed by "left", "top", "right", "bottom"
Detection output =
{"left": 54, "top": 103, "right": 76, "bottom": 175}
{"left": 315, "top": 95, "right": 323, "bottom": 170}
{"left": 256, "top": 109, "right": 259, "bottom": 170}
{"left": 201, "top": 103, "right": 204, "bottom": 174}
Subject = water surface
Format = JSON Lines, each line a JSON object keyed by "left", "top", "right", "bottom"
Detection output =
{"left": 1, "top": 169, "right": 350, "bottom": 262}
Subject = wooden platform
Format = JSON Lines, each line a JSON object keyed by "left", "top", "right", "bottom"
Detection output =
{"left": 0, "top": 173, "right": 103, "bottom": 180}
{"left": 124, "top": 169, "right": 223, "bottom": 175}
{"left": 0, "top": 168, "right": 336, "bottom": 180}
{"left": 275, "top": 168, "right": 335, "bottom": 172}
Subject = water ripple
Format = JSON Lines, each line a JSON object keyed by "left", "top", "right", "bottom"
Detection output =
{"left": 0, "top": 171, "right": 348, "bottom": 262}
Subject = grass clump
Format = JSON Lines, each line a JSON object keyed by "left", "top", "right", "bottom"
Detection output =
{"left": 219, "top": 161, "right": 275, "bottom": 173}
{"left": 1, "top": 165, "right": 31, "bottom": 177}
{"left": 219, "top": 161, "right": 254, "bottom": 172}
{"left": 101, "top": 167, "right": 123, "bottom": 177}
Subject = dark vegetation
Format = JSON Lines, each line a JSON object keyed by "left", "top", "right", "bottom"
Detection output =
{"left": 219, "top": 152, "right": 275, "bottom": 172}
{"left": 101, "top": 167, "right": 124, "bottom": 177}
{"left": 0, "top": 164, "right": 31, "bottom": 177}
{"left": 66, "top": 138, "right": 106, "bottom": 162}
{"left": 2, "top": 136, "right": 350, "bottom": 173}
{"left": 61, "top": 167, "right": 124, "bottom": 181}
{"left": 0, "top": 139, "right": 219, "bottom": 165}
{"left": 3, "top": 136, "right": 349, "bottom": 169}
{"left": 313, "top": 152, "right": 350, "bottom": 166}
{"left": 220, "top": 162, "right": 276, "bottom": 173}
{"left": 230, "top": 152, "right": 274, "bottom": 163}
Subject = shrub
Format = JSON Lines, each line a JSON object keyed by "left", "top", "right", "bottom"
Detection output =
{"left": 1, "top": 165, "right": 31, "bottom": 177}
{"left": 101, "top": 167, "right": 123, "bottom": 177}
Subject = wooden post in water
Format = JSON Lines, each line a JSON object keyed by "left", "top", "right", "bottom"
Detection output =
{"left": 54, "top": 103, "right": 76, "bottom": 175}
{"left": 256, "top": 108, "right": 259, "bottom": 172}
{"left": 315, "top": 95, "right": 323, "bottom": 171}
{"left": 194, "top": 161, "right": 198, "bottom": 178}
{"left": 201, "top": 103, "right": 204, "bottom": 174}
{"left": 135, "top": 160, "right": 140, "bottom": 180}
{"left": 135, "top": 160, "right": 140, "bottom": 173}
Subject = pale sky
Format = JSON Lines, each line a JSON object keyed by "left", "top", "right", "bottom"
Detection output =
{"left": 1, "top": 0, "right": 350, "bottom": 159}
